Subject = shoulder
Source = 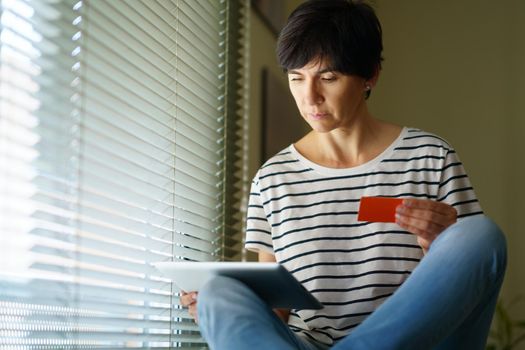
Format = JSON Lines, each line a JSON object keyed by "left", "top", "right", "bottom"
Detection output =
{"left": 255, "top": 145, "right": 303, "bottom": 180}
{"left": 403, "top": 128, "right": 453, "bottom": 150}
{"left": 399, "top": 128, "right": 455, "bottom": 153}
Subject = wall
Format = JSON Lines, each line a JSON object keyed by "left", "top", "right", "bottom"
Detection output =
{"left": 248, "top": 0, "right": 306, "bottom": 180}
{"left": 370, "top": 0, "right": 525, "bottom": 327}
{"left": 249, "top": 4, "right": 289, "bottom": 178}
{"left": 247, "top": 2, "right": 303, "bottom": 261}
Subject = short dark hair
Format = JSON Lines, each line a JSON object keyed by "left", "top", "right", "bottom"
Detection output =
{"left": 276, "top": 0, "right": 383, "bottom": 81}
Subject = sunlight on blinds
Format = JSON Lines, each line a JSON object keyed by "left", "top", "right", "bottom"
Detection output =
{"left": 0, "top": 0, "right": 248, "bottom": 348}
{"left": 0, "top": 0, "right": 45, "bottom": 278}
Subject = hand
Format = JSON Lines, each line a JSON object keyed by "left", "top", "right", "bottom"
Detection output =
{"left": 180, "top": 291, "right": 199, "bottom": 323}
{"left": 395, "top": 199, "right": 457, "bottom": 253}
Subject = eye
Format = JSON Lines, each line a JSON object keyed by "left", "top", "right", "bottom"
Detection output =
{"left": 289, "top": 76, "right": 302, "bottom": 82}
{"left": 321, "top": 75, "right": 336, "bottom": 82}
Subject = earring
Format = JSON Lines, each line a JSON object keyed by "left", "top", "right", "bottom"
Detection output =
{"left": 365, "top": 84, "right": 371, "bottom": 91}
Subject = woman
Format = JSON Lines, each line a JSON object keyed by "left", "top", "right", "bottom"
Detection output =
{"left": 182, "top": 1, "right": 506, "bottom": 349}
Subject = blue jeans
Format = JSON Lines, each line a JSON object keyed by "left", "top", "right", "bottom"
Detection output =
{"left": 197, "top": 216, "right": 507, "bottom": 350}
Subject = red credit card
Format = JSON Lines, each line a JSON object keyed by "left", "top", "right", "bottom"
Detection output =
{"left": 357, "top": 196, "right": 403, "bottom": 223}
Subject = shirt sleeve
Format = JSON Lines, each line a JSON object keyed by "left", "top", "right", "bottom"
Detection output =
{"left": 436, "top": 148, "right": 484, "bottom": 219}
{"left": 244, "top": 172, "right": 274, "bottom": 254}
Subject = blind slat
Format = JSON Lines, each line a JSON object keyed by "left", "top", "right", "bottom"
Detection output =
{"left": 89, "top": 1, "right": 177, "bottom": 61}
{"left": 31, "top": 227, "right": 171, "bottom": 262}
{"left": 84, "top": 44, "right": 173, "bottom": 98}
{"left": 84, "top": 19, "right": 174, "bottom": 77}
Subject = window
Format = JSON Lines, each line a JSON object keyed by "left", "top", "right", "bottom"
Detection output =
{"left": 0, "top": 0, "right": 248, "bottom": 347}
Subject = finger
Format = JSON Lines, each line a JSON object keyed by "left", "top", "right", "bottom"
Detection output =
{"left": 397, "top": 205, "right": 451, "bottom": 224}
{"left": 396, "top": 207, "right": 449, "bottom": 236}
{"left": 188, "top": 304, "right": 199, "bottom": 323}
{"left": 398, "top": 209, "right": 452, "bottom": 232}
{"left": 396, "top": 214, "right": 440, "bottom": 240}
{"left": 416, "top": 236, "right": 431, "bottom": 253}
{"left": 180, "top": 291, "right": 198, "bottom": 307}
{"left": 403, "top": 199, "right": 457, "bottom": 218}
{"left": 396, "top": 202, "right": 456, "bottom": 230}
{"left": 179, "top": 293, "right": 191, "bottom": 307}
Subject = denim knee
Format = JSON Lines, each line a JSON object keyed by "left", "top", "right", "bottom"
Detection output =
{"left": 463, "top": 216, "right": 505, "bottom": 258}
{"left": 199, "top": 275, "right": 240, "bottom": 313}
{"left": 433, "top": 215, "right": 507, "bottom": 278}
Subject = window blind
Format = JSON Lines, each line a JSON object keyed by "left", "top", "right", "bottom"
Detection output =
{"left": 0, "top": 0, "right": 249, "bottom": 348}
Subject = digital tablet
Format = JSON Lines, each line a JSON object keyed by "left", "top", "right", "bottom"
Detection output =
{"left": 154, "top": 261, "right": 323, "bottom": 310}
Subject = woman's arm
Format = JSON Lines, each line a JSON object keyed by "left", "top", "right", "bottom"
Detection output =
{"left": 259, "top": 251, "right": 291, "bottom": 323}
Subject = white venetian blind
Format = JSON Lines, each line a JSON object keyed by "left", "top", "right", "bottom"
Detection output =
{"left": 0, "top": 0, "right": 249, "bottom": 348}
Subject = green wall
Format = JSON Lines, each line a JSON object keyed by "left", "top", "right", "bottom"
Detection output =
{"left": 371, "top": 0, "right": 525, "bottom": 326}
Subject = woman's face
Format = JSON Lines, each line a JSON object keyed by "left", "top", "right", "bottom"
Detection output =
{"left": 287, "top": 60, "right": 370, "bottom": 133}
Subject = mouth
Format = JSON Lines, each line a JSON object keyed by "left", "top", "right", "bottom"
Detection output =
{"left": 308, "top": 112, "right": 328, "bottom": 120}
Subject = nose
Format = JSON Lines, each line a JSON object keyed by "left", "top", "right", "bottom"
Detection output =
{"left": 305, "top": 81, "right": 323, "bottom": 106}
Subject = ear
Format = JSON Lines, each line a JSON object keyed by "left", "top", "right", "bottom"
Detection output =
{"left": 367, "top": 65, "right": 381, "bottom": 88}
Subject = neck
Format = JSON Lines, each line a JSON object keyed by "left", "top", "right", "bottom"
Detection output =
{"left": 297, "top": 116, "right": 402, "bottom": 169}
{"left": 318, "top": 118, "right": 383, "bottom": 167}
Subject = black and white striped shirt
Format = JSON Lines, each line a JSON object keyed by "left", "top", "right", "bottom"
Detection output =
{"left": 245, "top": 128, "right": 482, "bottom": 346}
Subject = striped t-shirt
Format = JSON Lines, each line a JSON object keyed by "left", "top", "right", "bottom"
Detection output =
{"left": 245, "top": 127, "right": 483, "bottom": 346}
